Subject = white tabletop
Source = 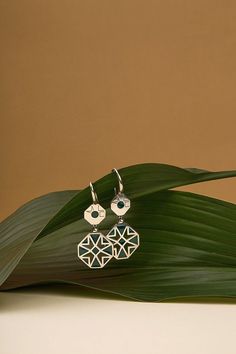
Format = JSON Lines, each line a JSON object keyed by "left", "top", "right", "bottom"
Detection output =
{"left": 1, "top": 285, "right": 236, "bottom": 354}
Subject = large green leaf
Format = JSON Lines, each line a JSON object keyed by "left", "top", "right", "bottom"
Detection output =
{"left": 0, "top": 191, "right": 78, "bottom": 287}
{"left": 1, "top": 163, "right": 236, "bottom": 301}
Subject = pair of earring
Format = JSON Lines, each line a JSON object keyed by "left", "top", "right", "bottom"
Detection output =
{"left": 77, "top": 168, "right": 140, "bottom": 269}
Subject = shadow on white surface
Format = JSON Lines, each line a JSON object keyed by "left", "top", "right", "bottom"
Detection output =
{"left": 1, "top": 284, "right": 236, "bottom": 313}
{"left": 0, "top": 284, "right": 129, "bottom": 312}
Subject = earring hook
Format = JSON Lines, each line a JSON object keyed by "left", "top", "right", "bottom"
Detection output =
{"left": 112, "top": 168, "right": 124, "bottom": 194}
{"left": 89, "top": 182, "right": 98, "bottom": 204}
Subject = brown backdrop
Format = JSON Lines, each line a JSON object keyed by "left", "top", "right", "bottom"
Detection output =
{"left": 1, "top": 0, "right": 236, "bottom": 220}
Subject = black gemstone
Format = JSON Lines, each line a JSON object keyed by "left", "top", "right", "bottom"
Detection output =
{"left": 117, "top": 201, "right": 125, "bottom": 209}
{"left": 91, "top": 211, "right": 99, "bottom": 218}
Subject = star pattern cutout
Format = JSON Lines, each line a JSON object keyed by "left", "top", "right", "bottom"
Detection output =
{"left": 78, "top": 232, "right": 113, "bottom": 268}
{"left": 106, "top": 223, "right": 139, "bottom": 259}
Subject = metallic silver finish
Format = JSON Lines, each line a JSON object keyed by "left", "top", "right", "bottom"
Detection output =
{"left": 111, "top": 193, "right": 130, "bottom": 216}
{"left": 83, "top": 182, "right": 106, "bottom": 227}
{"left": 78, "top": 232, "right": 113, "bottom": 269}
{"left": 89, "top": 182, "right": 98, "bottom": 204}
{"left": 106, "top": 222, "right": 140, "bottom": 260}
{"left": 108, "top": 167, "right": 140, "bottom": 260}
{"left": 111, "top": 168, "right": 130, "bottom": 216}
{"left": 112, "top": 168, "right": 124, "bottom": 193}
{"left": 78, "top": 182, "right": 113, "bottom": 269}
{"left": 84, "top": 203, "right": 106, "bottom": 226}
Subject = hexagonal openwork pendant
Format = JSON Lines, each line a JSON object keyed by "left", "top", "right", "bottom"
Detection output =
{"left": 106, "top": 222, "right": 139, "bottom": 259}
{"left": 78, "top": 232, "right": 114, "bottom": 268}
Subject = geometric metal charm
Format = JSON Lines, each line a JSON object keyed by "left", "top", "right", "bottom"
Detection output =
{"left": 111, "top": 193, "right": 130, "bottom": 217}
{"left": 106, "top": 222, "right": 139, "bottom": 259}
{"left": 84, "top": 203, "right": 106, "bottom": 226}
{"left": 78, "top": 232, "right": 114, "bottom": 268}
